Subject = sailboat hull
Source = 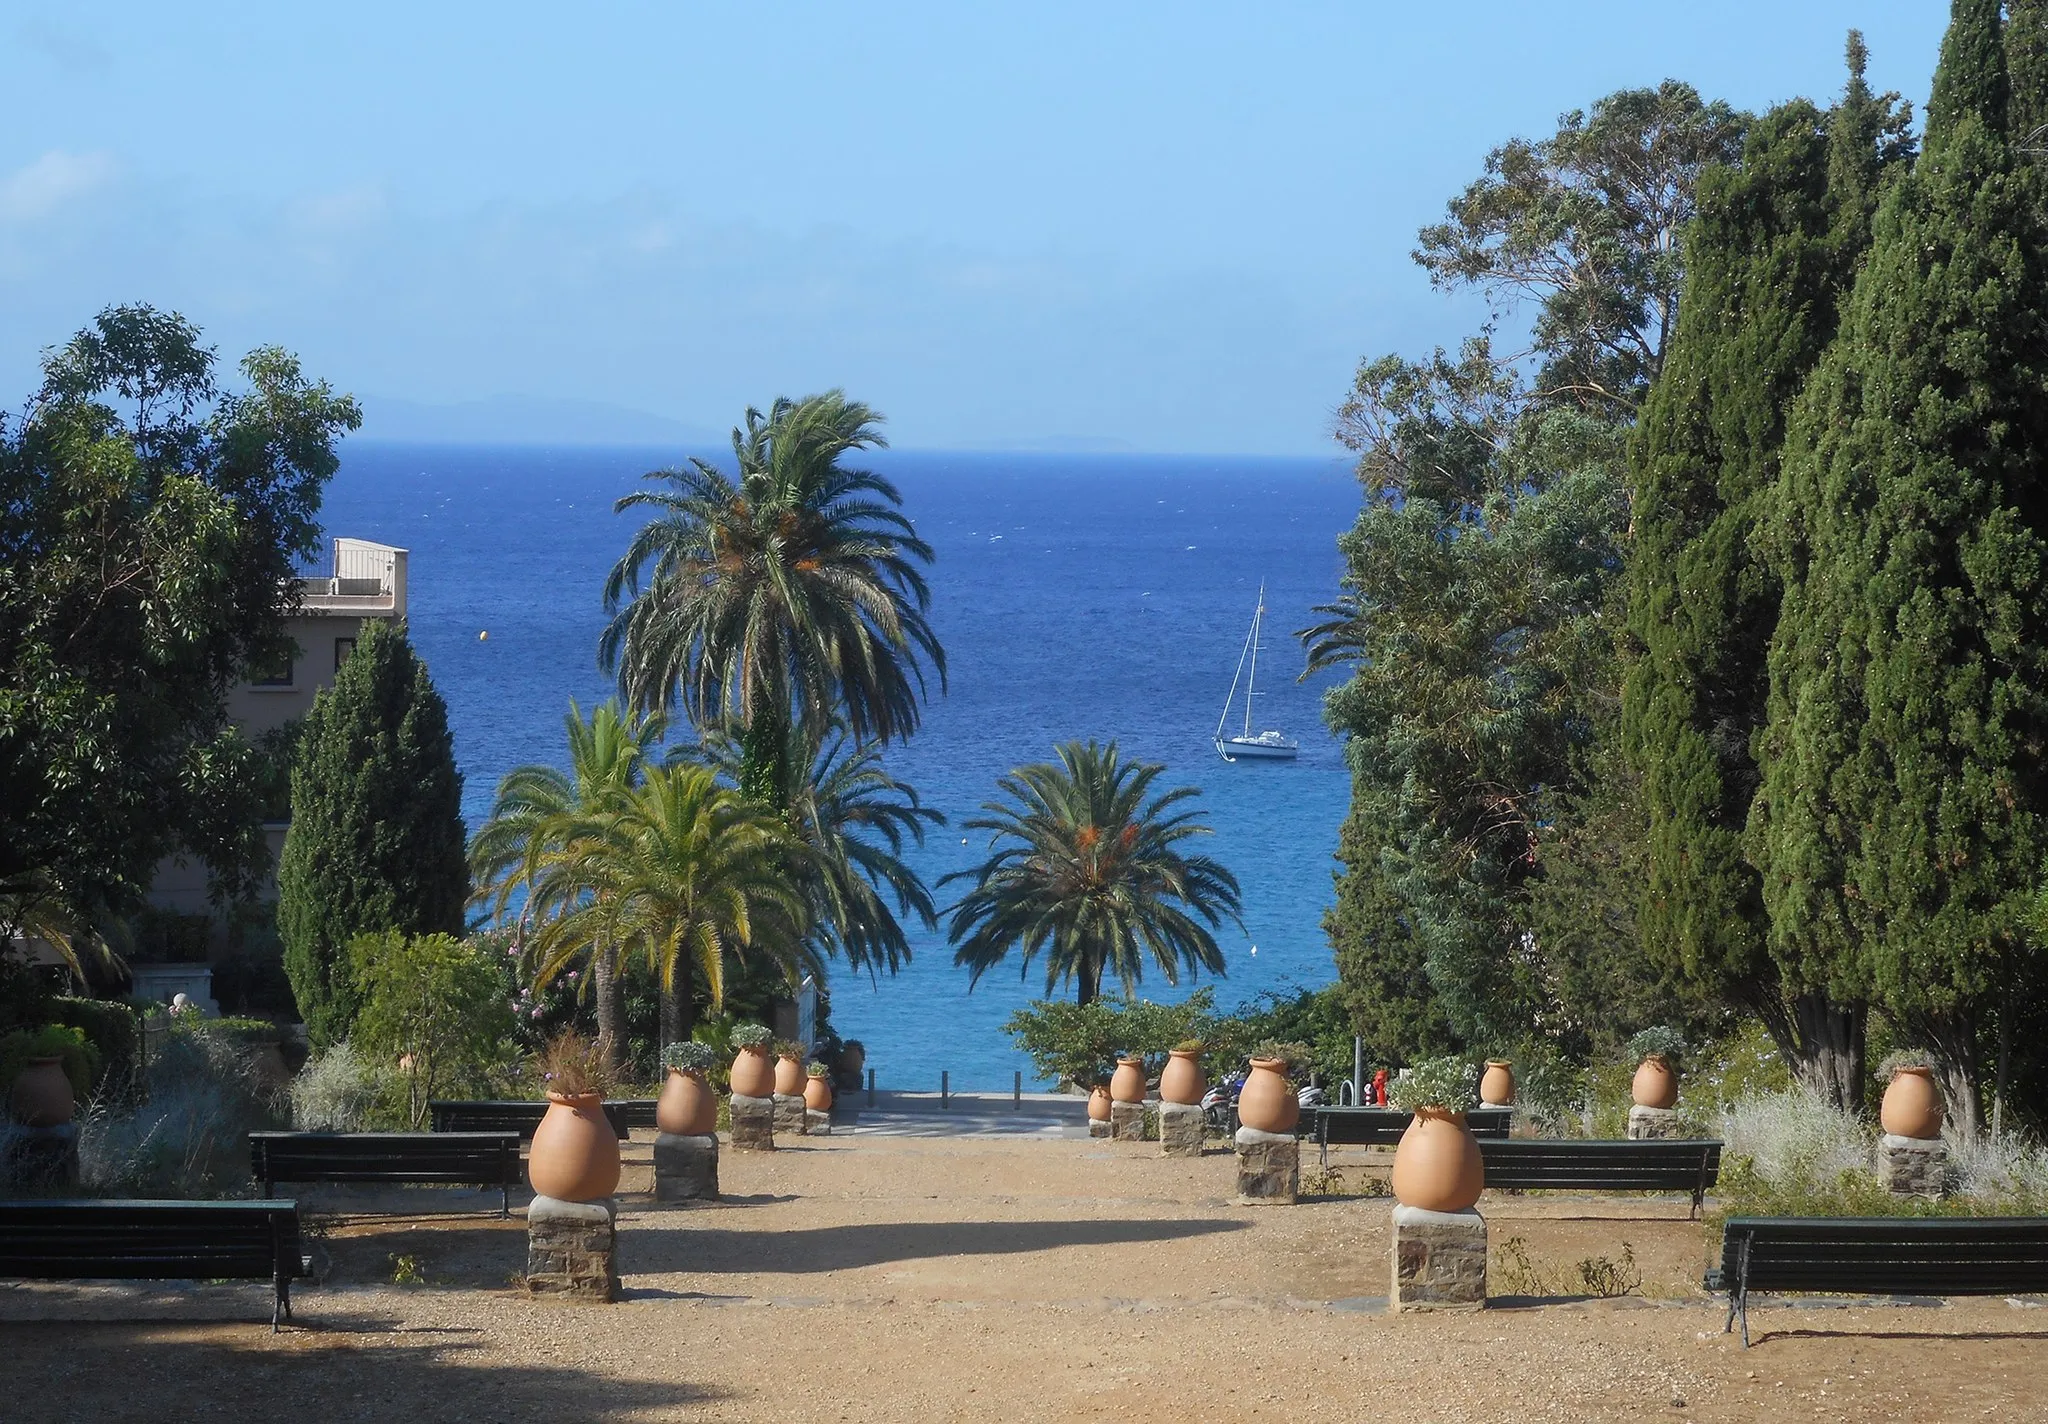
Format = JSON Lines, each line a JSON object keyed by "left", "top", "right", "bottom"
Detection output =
{"left": 1217, "top": 736, "right": 1298, "bottom": 762}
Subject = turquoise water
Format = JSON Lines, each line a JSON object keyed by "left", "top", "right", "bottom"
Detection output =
{"left": 319, "top": 445, "right": 1361, "bottom": 1088}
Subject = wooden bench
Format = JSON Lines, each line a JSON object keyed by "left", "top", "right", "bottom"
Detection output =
{"left": 1707, "top": 1215, "right": 2048, "bottom": 1345}
{"left": 0, "top": 1199, "right": 311, "bottom": 1330}
{"left": 1309, "top": 1106, "right": 1513, "bottom": 1162}
{"left": 609, "top": 1099, "right": 659, "bottom": 1135}
{"left": 428, "top": 1099, "right": 631, "bottom": 1139}
{"left": 1477, "top": 1138, "right": 1722, "bottom": 1217}
{"left": 249, "top": 1131, "right": 524, "bottom": 1215}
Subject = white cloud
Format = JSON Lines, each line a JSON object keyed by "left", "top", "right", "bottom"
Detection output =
{"left": 0, "top": 150, "right": 117, "bottom": 223}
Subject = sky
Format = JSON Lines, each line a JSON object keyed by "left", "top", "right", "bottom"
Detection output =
{"left": 2, "top": 3, "right": 1949, "bottom": 455}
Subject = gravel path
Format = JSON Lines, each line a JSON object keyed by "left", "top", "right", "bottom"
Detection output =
{"left": 8, "top": 1133, "right": 2044, "bottom": 1421}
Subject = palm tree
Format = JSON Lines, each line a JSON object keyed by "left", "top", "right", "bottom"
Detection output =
{"left": 692, "top": 719, "right": 944, "bottom": 980}
{"left": 523, "top": 763, "right": 809, "bottom": 1042}
{"left": 600, "top": 391, "right": 945, "bottom": 807}
{"left": 944, "top": 740, "right": 1244, "bottom": 1004}
{"left": 468, "top": 700, "right": 663, "bottom": 1058}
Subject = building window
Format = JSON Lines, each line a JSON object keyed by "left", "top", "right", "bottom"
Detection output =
{"left": 252, "top": 649, "right": 294, "bottom": 687}
{"left": 334, "top": 637, "right": 357, "bottom": 672}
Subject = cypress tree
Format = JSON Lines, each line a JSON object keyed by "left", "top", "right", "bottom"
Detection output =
{"left": 279, "top": 619, "right": 469, "bottom": 1047}
{"left": 2004, "top": 0, "right": 2048, "bottom": 149}
{"left": 1623, "top": 44, "right": 1909, "bottom": 1107}
{"left": 1753, "top": 0, "right": 2048, "bottom": 1131}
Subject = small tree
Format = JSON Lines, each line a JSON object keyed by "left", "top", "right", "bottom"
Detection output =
{"left": 279, "top": 620, "right": 468, "bottom": 1047}
{"left": 350, "top": 931, "right": 512, "bottom": 1128}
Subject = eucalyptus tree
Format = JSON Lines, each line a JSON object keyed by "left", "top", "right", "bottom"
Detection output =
{"left": 523, "top": 763, "right": 809, "bottom": 1042}
{"left": 468, "top": 699, "right": 664, "bottom": 1059}
{"left": 945, "top": 741, "right": 1242, "bottom": 1006}
{"left": 600, "top": 392, "right": 944, "bottom": 808}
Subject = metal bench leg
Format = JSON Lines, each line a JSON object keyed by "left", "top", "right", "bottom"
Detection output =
{"left": 501, "top": 1184, "right": 510, "bottom": 1219}
{"left": 273, "top": 1274, "right": 286, "bottom": 1332}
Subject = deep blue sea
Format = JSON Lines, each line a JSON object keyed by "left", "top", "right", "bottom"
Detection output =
{"left": 318, "top": 445, "right": 1362, "bottom": 1089}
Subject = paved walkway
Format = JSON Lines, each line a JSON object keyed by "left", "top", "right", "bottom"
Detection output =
{"left": 832, "top": 1089, "right": 1090, "bottom": 1138}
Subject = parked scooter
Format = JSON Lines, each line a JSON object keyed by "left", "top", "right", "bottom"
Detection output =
{"left": 1201, "top": 1072, "right": 1243, "bottom": 1133}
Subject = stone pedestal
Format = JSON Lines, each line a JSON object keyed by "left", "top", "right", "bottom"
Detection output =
{"left": 525, "top": 1195, "right": 620, "bottom": 1301}
{"left": 1881, "top": 1133, "right": 1947, "bottom": 1196}
{"left": 1627, "top": 1105, "right": 1686, "bottom": 1140}
{"left": 1087, "top": 1117, "right": 1111, "bottom": 1138}
{"left": 772, "top": 1093, "right": 807, "bottom": 1136}
{"left": 1159, "top": 1101, "right": 1205, "bottom": 1157}
{"left": 1234, "top": 1126, "right": 1299, "bottom": 1204}
{"left": 1, "top": 1122, "right": 79, "bottom": 1192}
{"left": 653, "top": 1132, "right": 719, "bottom": 1202}
{"left": 804, "top": 1108, "right": 832, "bottom": 1136}
{"left": 729, "top": 1093, "right": 775, "bottom": 1150}
{"left": 1110, "top": 1099, "right": 1148, "bottom": 1143}
{"left": 1392, "top": 1204, "right": 1486, "bottom": 1311}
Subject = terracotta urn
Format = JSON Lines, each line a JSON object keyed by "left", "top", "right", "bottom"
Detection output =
{"left": 1631, "top": 1054, "right": 1678, "bottom": 1110}
{"left": 804, "top": 1072, "right": 833, "bottom": 1113}
{"left": 839, "top": 1041, "right": 866, "bottom": 1082}
{"left": 1159, "top": 1049, "right": 1206, "bottom": 1106}
{"left": 1881, "top": 1065, "right": 1943, "bottom": 1140}
{"left": 1390, "top": 1107, "right": 1484, "bottom": 1212}
{"left": 9, "top": 1056, "right": 74, "bottom": 1128}
{"left": 773, "top": 1053, "right": 805, "bottom": 1097}
{"left": 1479, "top": 1060, "right": 1514, "bottom": 1107}
{"left": 1087, "top": 1084, "right": 1113, "bottom": 1121}
{"left": 1110, "top": 1056, "right": 1147, "bottom": 1104}
{"left": 1236, "top": 1057, "right": 1300, "bottom": 1135}
{"left": 656, "top": 1067, "right": 717, "bottom": 1136}
{"left": 527, "top": 1092, "right": 622, "bottom": 1201}
{"left": 730, "top": 1045, "right": 776, "bottom": 1099}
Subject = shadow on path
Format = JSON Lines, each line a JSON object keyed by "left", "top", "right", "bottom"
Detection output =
{"left": 635, "top": 1215, "right": 1250, "bottom": 1274}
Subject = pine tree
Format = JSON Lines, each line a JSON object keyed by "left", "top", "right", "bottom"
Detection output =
{"left": 278, "top": 619, "right": 469, "bottom": 1047}
{"left": 1623, "top": 44, "right": 1911, "bottom": 1107}
{"left": 1754, "top": 0, "right": 2048, "bottom": 1132}
{"left": 2011, "top": 0, "right": 2048, "bottom": 149}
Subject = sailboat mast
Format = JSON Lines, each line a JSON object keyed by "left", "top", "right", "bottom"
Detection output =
{"left": 1244, "top": 582, "right": 1264, "bottom": 738}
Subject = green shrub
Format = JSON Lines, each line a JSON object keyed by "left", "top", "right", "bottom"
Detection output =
{"left": 289, "top": 1041, "right": 384, "bottom": 1132}
{"left": 0, "top": 1024, "right": 99, "bottom": 1101}
{"left": 350, "top": 931, "right": 515, "bottom": 1128}
{"left": 188, "top": 1016, "right": 284, "bottom": 1047}
{"left": 49, "top": 998, "right": 138, "bottom": 1095}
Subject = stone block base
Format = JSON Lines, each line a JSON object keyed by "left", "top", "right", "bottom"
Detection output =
{"left": 1881, "top": 1133, "right": 1947, "bottom": 1196}
{"left": 2, "top": 1122, "right": 79, "bottom": 1193}
{"left": 730, "top": 1093, "right": 775, "bottom": 1150}
{"left": 804, "top": 1108, "right": 832, "bottom": 1135}
{"left": 1392, "top": 1204, "right": 1486, "bottom": 1311}
{"left": 1087, "top": 1117, "right": 1111, "bottom": 1138}
{"left": 1627, "top": 1105, "right": 1686, "bottom": 1140}
{"left": 1159, "top": 1101, "right": 1205, "bottom": 1157}
{"left": 772, "top": 1093, "right": 807, "bottom": 1135}
{"left": 1234, "top": 1126, "right": 1299, "bottom": 1204}
{"left": 525, "top": 1195, "right": 620, "bottom": 1301}
{"left": 653, "top": 1132, "right": 719, "bottom": 1202}
{"left": 1110, "top": 1099, "right": 1148, "bottom": 1142}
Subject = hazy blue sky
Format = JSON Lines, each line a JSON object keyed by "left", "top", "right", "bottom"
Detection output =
{"left": 3, "top": 3, "right": 1947, "bottom": 453}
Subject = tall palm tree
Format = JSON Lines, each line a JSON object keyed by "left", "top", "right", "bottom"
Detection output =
{"left": 523, "top": 763, "right": 810, "bottom": 1042}
{"left": 692, "top": 719, "right": 944, "bottom": 980}
{"left": 944, "top": 740, "right": 1244, "bottom": 1005}
{"left": 468, "top": 700, "right": 663, "bottom": 1058}
{"left": 600, "top": 391, "right": 944, "bottom": 807}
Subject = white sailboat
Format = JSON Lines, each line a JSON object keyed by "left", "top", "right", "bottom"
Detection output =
{"left": 1215, "top": 582, "right": 1299, "bottom": 762}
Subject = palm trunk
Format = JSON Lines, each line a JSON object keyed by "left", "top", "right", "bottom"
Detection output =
{"left": 1077, "top": 956, "right": 1100, "bottom": 1007}
{"left": 739, "top": 707, "right": 790, "bottom": 808}
{"left": 592, "top": 939, "right": 624, "bottom": 1073}
{"left": 660, "top": 947, "right": 697, "bottom": 1048}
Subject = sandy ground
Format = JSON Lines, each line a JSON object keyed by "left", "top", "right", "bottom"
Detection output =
{"left": 7, "top": 1128, "right": 2048, "bottom": 1423}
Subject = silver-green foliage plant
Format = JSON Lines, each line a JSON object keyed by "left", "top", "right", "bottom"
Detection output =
{"left": 1388, "top": 1056, "right": 1479, "bottom": 1112}
{"left": 1625, "top": 1025, "right": 1685, "bottom": 1064}
{"left": 290, "top": 1041, "right": 384, "bottom": 1132}
{"left": 1878, "top": 1048, "right": 1934, "bottom": 1077}
{"left": 661, "top": 1041, "right": 716, "bottom": 1073}
{"left": 730, "top": 1023, "right": 772, "bottom": 1050}
{"left": 78, "top": 1021, "right": 278, "bottom": 1197}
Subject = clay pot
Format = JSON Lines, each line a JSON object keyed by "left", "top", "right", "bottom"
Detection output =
{"left": 1881, "top": 1065, "right": 1944, "bottom": 1140}
{"left": 1236, "top": 1057, "right": 1300, "bottom": 1135}
{"left": 9, "top": 1057, "right": 74, "bottom": 1128}
{"left": 804, "top": 1073, "right": 833, "bottom": 1112}
{"left": 656, "top": 1067, "right": 717, "bottom": 1136}
{"left": 1631, "top": 1054, "right": 1678, "bottom": 1110}
{"left": 1479, "top": 1060, "right": 1515, "bottom": 1107}
{"left": 839, "top": 1042, "right": 866, "bottom": 1081}
{"left": 1087, "top": 1084, "right": 1112, "bottom": 1121}
{"left": 1159, "top": 1049, "right": 1206, "bottom": 1106}
{"left": 1390, "top": 1107, "right": 1484, "bottom": 1212}
{"left": 729, "top": 1046, "right": 776, "bottom": 1099}
{"left": 773, "top": 1053, "right": 805, "bottom": 1097}
{"left": 1110, "top": 1056, "right": 1147, "bottom": 1104}
{"left": 527, "top": 1092, "right": 621, "bottom": 1202}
